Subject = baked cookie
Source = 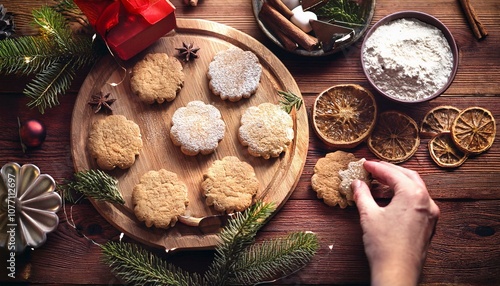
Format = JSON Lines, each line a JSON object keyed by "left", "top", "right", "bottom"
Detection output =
{"left": 207, "top": 47, "right": 262, "bottom": 102}
{"left": 88, "top": 115, "right": 143, "bottom": 170}
{"left": 130, "top": 53, "right": 184, "bottom": 104}
{"left": 238, "top": 103, "right": 294, "bottom": 159}
{"left": 170, "top": 101, "right": 226, "bottom": 156}
{"left": 201, "top": 156, "right": 259, "bottom": 213}
{"left": 311, "top": 151, "right": 359, "bottom": 208}
{"left": 132, "top": 169, "right": 189, "bottom": 229}
{"left": 338, "top": 158, "right": 371, "bottom": 201}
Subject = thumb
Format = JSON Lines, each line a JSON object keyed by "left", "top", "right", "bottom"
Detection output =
{"left": 352, "top": 179, "right": 378, "bottom": 215}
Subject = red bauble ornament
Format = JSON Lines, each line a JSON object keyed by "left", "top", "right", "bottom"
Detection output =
{"left": 19, "top": 119, "right": 47, "bottom": 148}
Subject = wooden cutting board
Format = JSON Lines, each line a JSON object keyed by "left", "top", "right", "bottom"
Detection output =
{"left": 70, "top": 18, "right": 309, "bottom": 250}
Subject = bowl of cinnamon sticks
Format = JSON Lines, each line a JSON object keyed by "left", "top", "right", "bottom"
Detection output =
{"left": 253, "top": 0, "right": 376, "bottom": 56}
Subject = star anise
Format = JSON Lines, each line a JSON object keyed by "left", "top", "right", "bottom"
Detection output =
{"left": 175, "top": 42, "right": 200, "bottom": 62}
{"left": 88, "top": 92, "right": 116, "bottom": 113}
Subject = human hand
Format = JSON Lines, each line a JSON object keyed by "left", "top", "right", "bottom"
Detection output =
{"left": 352, "top": 160, "right": 440, "bottom": 286}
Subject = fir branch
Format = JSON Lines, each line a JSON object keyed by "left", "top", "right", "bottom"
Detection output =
{"left": 0, "top": 35, "right": 61, "bottom": 75}
{"left": 101, "top": 241, "right": 205, "bottom": 286}
{"left": 59, "top": 169, "right": 125, "bottom": 205}
{"left": 278, "top": 90, "right": 303, "bottom": 114}
{"left": 229, "top": 232, "right": 319, "bottom": 285}
{"left": 33, "top": 6, "right": 73, "bottom": 49}
{"left": 204, "top": 201, "right": 276, "bottom": 285}
{"left": 24, "top": 61, "right": 74, "bottom": 113}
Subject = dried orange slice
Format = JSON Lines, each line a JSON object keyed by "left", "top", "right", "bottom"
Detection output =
{"left": 420, "top": 106, "right": 461, "bottom": 138}
{"left": 428, "top": 132, "right": 468, "bottom": 168}
{"left": 312, "top": 84, "right": 377, "bottom": 148}
{"left": 451, "top": 107, "right": 496, "bottom": 155}
{"left": 367, "top": 110, "right": 420, "bottom": 163}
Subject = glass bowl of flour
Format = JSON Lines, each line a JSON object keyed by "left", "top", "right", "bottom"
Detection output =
{"left": 361, "top": 11, "right": 458, "bottom": 103}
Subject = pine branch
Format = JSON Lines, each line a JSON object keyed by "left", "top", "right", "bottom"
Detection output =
{"left": 24, "top": 61, "right": 75, "bottom": 113}
{"left": 58, "top": 169, "right": 125, "bottom": 205}
{"left": 228, "top": 232, "right": 319, "bottom": 285}
{"left": 101, "top": 241, "right": 205, "bottom": 286}
{"left": 204, "top": 201, "right": 276, "bottom": 285}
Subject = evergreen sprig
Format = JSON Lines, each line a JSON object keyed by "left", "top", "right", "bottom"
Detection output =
{"left": 101, "top": 242, "right": 204, "bottom": 286}
{"left": 101, "top": 202, "right": 319, "bottom": 285}
{"left": 0, "top": 5, "right": 104, "bottom": 113}
{"left": 229, "top": 232, "right": 319, "bottom": 285}
{"left": 59, "top": 169, "right": 125, "bottom": 205}
{"left": 279, "top": 90, "right": 303, "bottom": 114}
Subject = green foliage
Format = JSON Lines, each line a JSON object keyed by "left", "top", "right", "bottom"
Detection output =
{"left": 101, "top": 202, "right": 319, "bottom": 285}
{"left": 316, "top": 0, "right": 364, "bottom": 24}
{"left": 278, "top": 90, "right": 303, "bottom": 114}
{"left": 101, "top": 242, "right": 205, "bottom": 286}
{"left": 59, "top": 169, "right": 125, "bottom": 205}
{"left": 0, "top": 5, "right": 104, "bottom": 113}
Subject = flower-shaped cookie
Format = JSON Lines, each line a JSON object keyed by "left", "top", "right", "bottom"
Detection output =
{"left": 207, "top": 47, "right": 262, "bottom": 102}
{"left": 170, "top": 101, "right": 226, "bottom": 156}
{"left": 238, "top": 103, "right": 294, "bottom": 159}
{"left": 201, "top": 156, "right": 259, "bottom": 213}
{"left": 88, "top": 115, "right": 143, "bottom": 170}
{"left": 0, "top": 162, "right": 61, "bottom": 252}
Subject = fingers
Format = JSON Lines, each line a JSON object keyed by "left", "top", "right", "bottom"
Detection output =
{"left": 352, "top": 179, "right": 378, "bottom": 215}
{"left": 363, "top": 160, "right": 426, "bottom": 195}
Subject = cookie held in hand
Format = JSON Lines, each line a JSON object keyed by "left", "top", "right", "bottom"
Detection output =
{"left": 88, "top": 115, "right": 143, "bottom": 170}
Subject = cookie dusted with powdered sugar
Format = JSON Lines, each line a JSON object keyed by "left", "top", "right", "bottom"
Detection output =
{"left": 207, "top": 47, "right": 262, "bottom": 102}
{"left": 132, "top": 169, "right": 189, "bottom": 229}
{"left": 238, "top": 102, "right": 294, "bottom": 159}
{"left": 201, "top": 156, "right": 259, "bottom": 213}
{"left": 170, "top": 101, "right": 226, "bottom": 156}
{"left": 130, "top": 53, "right": 184, "bottom": 104}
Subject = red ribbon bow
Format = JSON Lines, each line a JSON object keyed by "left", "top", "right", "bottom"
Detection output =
{"left": 75, "top": 0, "right": 169, "bottom": 36}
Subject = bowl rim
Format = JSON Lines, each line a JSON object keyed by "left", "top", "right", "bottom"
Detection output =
{"left": 252, "top": 0, "right": 377, "bottom": 57}
{"left": 360, "top": 10, "right": 459, "bottom": 103}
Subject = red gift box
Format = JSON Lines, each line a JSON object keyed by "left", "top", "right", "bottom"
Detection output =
{"left": 75, "top": 0, "right": 176, "bottom": 60}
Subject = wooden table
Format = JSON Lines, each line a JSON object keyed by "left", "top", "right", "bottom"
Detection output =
{"left": 1, "top": 0, "right": 499, "bottom": 284}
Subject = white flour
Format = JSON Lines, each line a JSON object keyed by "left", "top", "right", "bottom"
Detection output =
{"left": 362, "top": 18, "right": 454, "bottom": 101}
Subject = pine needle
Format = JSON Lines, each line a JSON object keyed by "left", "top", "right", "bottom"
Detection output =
{"left": 101, "top": 242, "right": 205, "bottom": 286}
{"left": 204, "top": 201, "right": 276, "bottom": 285}
{"left": 58, "top": 169, "right": 125, "bottom": 205}
{"left": 229, "top": 232, "right": 319, "bottom": 285}
{"left": 0, "top": 5, "right": 105, "bottom": 113}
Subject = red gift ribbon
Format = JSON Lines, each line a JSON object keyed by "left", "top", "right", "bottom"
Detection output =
{"left": 75, "top": 0, "right": 169, "bottom": 36}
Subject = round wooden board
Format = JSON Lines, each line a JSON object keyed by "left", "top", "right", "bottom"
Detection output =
{"left": 70, "top": 18, "right": 309, "bottom": 250}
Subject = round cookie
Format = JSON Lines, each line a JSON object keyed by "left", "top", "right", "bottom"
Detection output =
{"left": 238, "top": 102, "right": 294, "bottom": 159}
{"left": 132, "top": 169, "right": 189, "bottom": 229}
{"left": 130, "top": 53, "right": 184, "bottom": 104}
{"left": 207, "top": 47, "right": 262, "bottom": 102}
{"left": 311, "top": 151, "right": 359, "bottom": 208}
{"left": 201, "top": 156, "right": 259, "bottom": 213}
{"left": 170, "top": 100, "right": 226, "bottom": 156}
{"left": 88, "top": 114, "right": 143, "bottom": 170}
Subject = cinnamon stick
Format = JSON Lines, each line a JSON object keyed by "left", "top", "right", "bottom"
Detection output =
{"left": 260, "top": 13, "right": 298, "bottom": 51}
{"left": 458, "top": 0, "right": 488, "bottom": 40}
{"left": 259, "top": 2, "right": 318, "bottom": 51}
{"left": 267, "top": 0, "right": 294, "bottom": 19}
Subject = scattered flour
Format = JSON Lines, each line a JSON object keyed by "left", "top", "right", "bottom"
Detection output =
{"left": 362, "top": 18, "right": 454, "bottom": 101}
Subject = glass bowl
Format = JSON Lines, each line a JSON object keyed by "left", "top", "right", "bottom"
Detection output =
{"left": 360, "top": 11, "right": 459, "bottom": 103}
